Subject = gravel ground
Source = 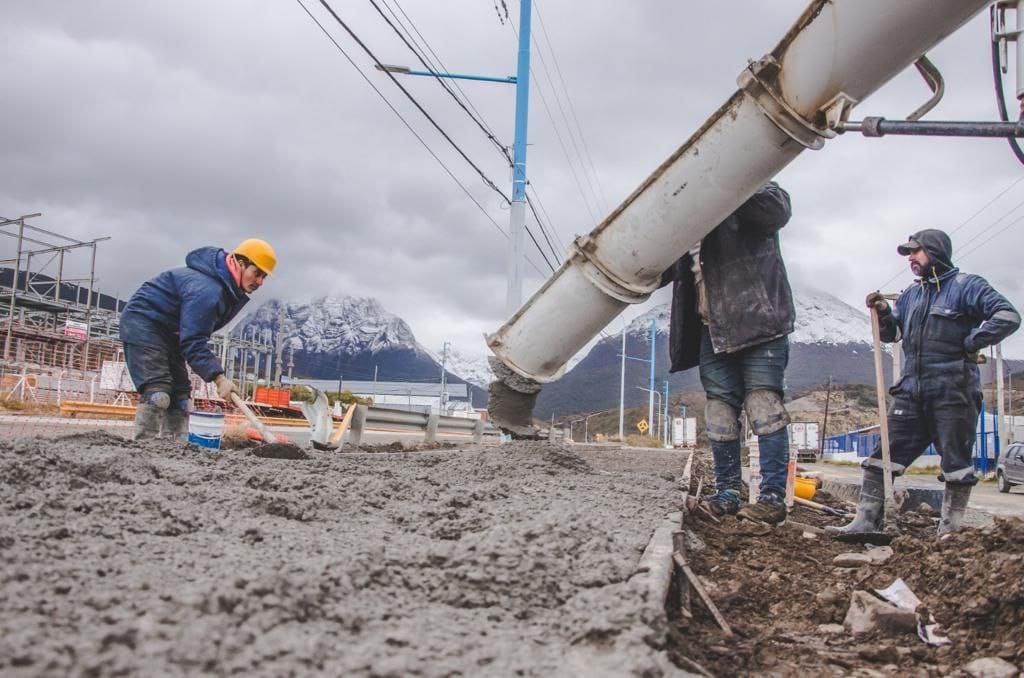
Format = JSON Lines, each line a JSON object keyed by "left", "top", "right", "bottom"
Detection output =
{"left": 0, "top": 434, "right": 689, "bottom": 677}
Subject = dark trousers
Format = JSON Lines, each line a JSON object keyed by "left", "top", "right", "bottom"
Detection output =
{"left": 865, "top": 389, "right": 981, "bottom": 485}
{"left": 123, "top": 340, "right": 191, "bottom": 402}
{"left": 699, "top": 328, "right": 790, "bottom": 497}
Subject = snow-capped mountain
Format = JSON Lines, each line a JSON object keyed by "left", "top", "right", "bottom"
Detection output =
{"left": 231, "top": 297, "right": 483, "bottom": 401}
{"left": 428, "top": 346, "right": 494, "bottom": 390}
{"left": 621, "top": 283, "right": 871, "bottom": 347}
{"left": 534, "top": 285, "right": 883, "bottom": 417}
{"left": 236, "top": 296, "right": 422, "bottom": 356}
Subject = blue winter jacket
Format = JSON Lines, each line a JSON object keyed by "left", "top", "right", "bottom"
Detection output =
{"left": 879, "top": 229, "right": 1020, "bottom": 399}
{"left": 119, "top": 247, "right": 249, "bottom": 382}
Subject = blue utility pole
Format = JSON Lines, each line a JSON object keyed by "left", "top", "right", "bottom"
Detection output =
{"left": 375, "top": 1, "right": 531, "bottom": 316}
{"left": 663, "top": 380, "right": 670, "bottom": 446}
{"left": 649, "top": 319, "right": 656, "bottom": 436}
{"left": 507, "top": 0, "right": 532, "bottom": 315}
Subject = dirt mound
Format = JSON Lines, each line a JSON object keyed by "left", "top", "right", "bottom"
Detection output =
{"left": 667, "top": 455, "right": 1024, "bottom": 676}
{"left": 250, "top": 442, "right": 310, "bottom": 459}
{"left": 0, "top": 437, "right": 680, "bottom": 676}
{"left": 872, "top": 519, "right": 1024, "bottom": 664}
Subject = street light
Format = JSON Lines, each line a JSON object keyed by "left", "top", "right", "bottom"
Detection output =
{"left": 583, "top": 411, "right": 604, "bottom": 443}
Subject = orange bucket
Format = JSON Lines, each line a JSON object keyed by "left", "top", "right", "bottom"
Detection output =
{"left": 794, "top": 476, "right": 817, "bottom": 501}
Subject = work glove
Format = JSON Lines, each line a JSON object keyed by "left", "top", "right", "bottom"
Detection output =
{"left": 965, "top": 351, "right": 987, "bottom": 365}
{"left": 864, "top": 291, "right": 891, "bottom": 316}
{"left": 214, "top": 374, "right": 239, "bottom": 401}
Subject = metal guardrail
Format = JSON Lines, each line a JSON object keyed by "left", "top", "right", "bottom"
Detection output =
{"left": 348, "top": 404, "right": 497, "bottom": 446}
{"left": 56, "top": 399, "right": 499, "bottom": 445}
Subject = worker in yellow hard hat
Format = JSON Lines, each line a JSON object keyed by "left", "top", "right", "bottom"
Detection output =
{"left": 119, "top": 239, "right": 276, "bottom": 440}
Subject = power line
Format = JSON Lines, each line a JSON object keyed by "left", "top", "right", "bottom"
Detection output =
{"left": 368, "top": 0, "right": 512, "bottom": 166}
{"left": 533, "top": 0, "right": 610, "bottom": 213}
{"left": 384, "top": 0, "right": 506, "bottom": 160}
{"left": 877, "top": 176, "right": 1024, "bottom": 290}
{"left": 368, "top": 0, "right": 564, "bottom": 273}
{"left": 316, "top": 0, "right": 509, "bottom": 202}
{"left": 293, "top": 0, "right": 547, "bottom": 276}
{"left": 339, "top": 0, "right": 554, "bottom": 272}
{"left": 507, "top": 16, "right": 602, "bottom": 228}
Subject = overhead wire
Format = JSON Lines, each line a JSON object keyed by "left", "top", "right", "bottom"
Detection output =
{"left": 355, "top": 0, "right": 556, "bottom": 272}
{"left": 295, "top": 0, "right": 551, "bottom": 275}
{"left": 385, "top": 0, "right": 505, "bottom": 156}
{"left": 369, "top": 0, "right": 512, "bottom": 166}
{"left": 293, "top": 0, "right": 546, "bottom": 276}
{"left": 875, "top": 175, "right": 1024, "bottom": 291}
{"left": 532, "top": 0, "right": 610, "bottom": 214}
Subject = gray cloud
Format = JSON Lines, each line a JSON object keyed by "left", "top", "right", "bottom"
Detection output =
{"left": 3, "top": 1, "right": 1023, "bottom": 357}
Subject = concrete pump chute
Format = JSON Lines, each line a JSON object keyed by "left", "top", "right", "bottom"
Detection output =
{"left": 486, "top": 0, "right": 994, "bottom": 437}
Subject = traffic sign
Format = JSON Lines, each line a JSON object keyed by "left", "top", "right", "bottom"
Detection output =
{"left": 636, "top": 419, "right": 649, "bottom": 434}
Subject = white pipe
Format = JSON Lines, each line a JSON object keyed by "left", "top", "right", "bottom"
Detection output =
{"left": 488, "top": 0, "right": 992, "bottom": 383}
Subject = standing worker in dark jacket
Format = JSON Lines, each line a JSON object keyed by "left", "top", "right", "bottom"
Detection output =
{"left": 119, "top": 239, "right": 277, "bottom": 440}
{"left": 836, "top": 229, "right": 1019, "bottom": 536}
{"left": 661, "top": 181, "right": 795, "bottom": 525}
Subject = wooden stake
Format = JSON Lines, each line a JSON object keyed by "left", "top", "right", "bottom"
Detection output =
{"left": 673, "top": 552, "right": 733, "bottom": 636}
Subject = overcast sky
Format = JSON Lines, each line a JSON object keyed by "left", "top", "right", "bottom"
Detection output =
{"left": 3, "top": 1, "right": 1024, "bottom": 358}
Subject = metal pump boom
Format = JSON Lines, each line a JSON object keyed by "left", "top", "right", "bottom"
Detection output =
{"left": 486, "top": 0, "right": 993, "bottom": 436}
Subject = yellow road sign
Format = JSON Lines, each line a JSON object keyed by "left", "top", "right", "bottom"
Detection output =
{"left": 636, "top": 419, "right": 649, "bottom": 434}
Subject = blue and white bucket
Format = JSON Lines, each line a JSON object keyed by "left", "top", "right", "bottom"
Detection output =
{"left": 187, "top": 411, "right": 225, "bottom": 450}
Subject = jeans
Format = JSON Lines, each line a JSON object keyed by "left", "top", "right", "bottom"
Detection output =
{"left": 699, "top": 327, "right": 790, "bottom": 499}
{"left": 124, "top": 340, "right": 191, "bottom": 403}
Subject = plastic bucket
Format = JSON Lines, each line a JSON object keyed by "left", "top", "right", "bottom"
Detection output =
{"left": 188, "top": 411, "right": 225, "bottom": 450}
{"left": 794, "top": 476, "right": 817, "bottom": 501}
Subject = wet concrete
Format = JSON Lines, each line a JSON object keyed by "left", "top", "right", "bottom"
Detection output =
{"left": 0, "top": 433, "right": 689, "bottom": 676}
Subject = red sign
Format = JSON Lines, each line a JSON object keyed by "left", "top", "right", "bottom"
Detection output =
{"left": 64, "top": 320, "right": 89, "bottom": 340}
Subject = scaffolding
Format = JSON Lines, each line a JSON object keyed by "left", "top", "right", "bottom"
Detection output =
{"left": 1, "top": 213, "right": 120, "bottom": 373}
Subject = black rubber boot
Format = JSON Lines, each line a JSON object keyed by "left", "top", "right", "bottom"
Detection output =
{"left": 828, "top": 469, "right": 884, "bottom": 534}
{"left": 937, "top": 483, "right": 972, "bottom": 537}
{"left": 133, "top": 403, "right": 163, "bottom": 441}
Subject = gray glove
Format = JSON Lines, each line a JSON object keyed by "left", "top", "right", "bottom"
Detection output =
{"left": 214, "top": 374, "right": 239, "bottom": 401}
{"left": 865, "top": 291, "right": 891, "bottom": 316}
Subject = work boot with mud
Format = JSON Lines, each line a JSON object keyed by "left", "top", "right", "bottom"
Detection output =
{"left": 738, "top": 494, "right": 787, "bottom": 525}
{"left": 701, "top": 489, "right": 741, "bottom": 517}
{"left": 163, "top": 407, "right": 190, "bottom": 442}
{"left": 827, "top": 469, "right": 884, "bottom": 535}
{"left": 937, "top": 483, "right": 972, "bottom": 537}
{"left": 133, "top": 403, "right": 163, "bottom": 441}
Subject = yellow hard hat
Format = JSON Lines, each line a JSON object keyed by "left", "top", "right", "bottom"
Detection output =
{"left": 232, "top": 239, "right": 276, "bottom": 275}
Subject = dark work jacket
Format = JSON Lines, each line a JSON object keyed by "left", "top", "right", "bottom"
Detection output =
{"left": 119, "top": 247, "right": 249, "bottom": 382}
{"left": 879, "top": 230, "right": 1020, "bottom": 399}
{"left": 660, "top": 182, "right": 794, "bottom": 373}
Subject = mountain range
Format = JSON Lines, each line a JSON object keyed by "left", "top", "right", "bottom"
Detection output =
{"left": 230, "top": 287, "right": 1022, "bottom": 418}
{"left": 230, "top": 297, "right": 488, "bottom": 405}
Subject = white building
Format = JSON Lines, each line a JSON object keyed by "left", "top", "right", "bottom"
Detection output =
{"left": 283, "top": 377, "right": 475, "bottom": 417}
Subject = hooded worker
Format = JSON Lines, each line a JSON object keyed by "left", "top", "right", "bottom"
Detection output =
{"left": 836, "top": 228, "right": 1019, "bottom": 537}
{"left": 118, "top": 239, "right": 277, "bottom": 440}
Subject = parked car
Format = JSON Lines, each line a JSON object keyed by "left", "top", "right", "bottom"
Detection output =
{"left": 996, "top": 442, "right": 1024, "bottom": 493}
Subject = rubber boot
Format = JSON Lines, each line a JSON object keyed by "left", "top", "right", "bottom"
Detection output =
{"left": 133, "top": 403, "right": 164, "bottom": 441}
{"left": 828, "top": 469, "right": 884, "bottom": 534}
{"left": 937, "top": 483, "right": 972, "bottom": 537}
{"left": 163, "top": 408, "right": 190, "bottom": 442}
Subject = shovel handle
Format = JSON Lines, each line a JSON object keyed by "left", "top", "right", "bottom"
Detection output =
{"left": 870, "top": 307, "right": 898, "bottom": 526}
{"left": 231, "top": 393, "right": 276, "bottom": 443}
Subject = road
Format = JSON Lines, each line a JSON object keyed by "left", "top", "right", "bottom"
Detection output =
{"left": 803, "top": 461, "right": 1024, "bottom": 519}
{"left": 0, "top": 414, "right": 487, "bottom": 447}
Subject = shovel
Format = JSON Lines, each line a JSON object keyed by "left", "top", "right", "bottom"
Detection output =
{"left": 836, "top": 305, "right": 898, "bottom": 545}
{"left": 230, "top": 393, "right": 307, "bottom": 458}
